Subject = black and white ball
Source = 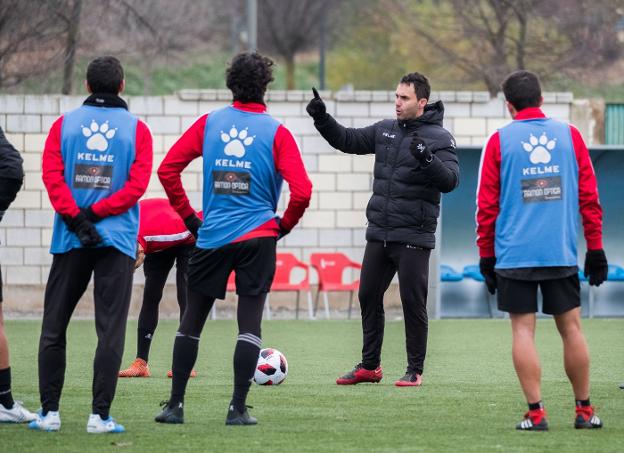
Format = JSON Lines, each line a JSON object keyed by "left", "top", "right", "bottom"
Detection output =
{"left": 254, "top": 348, "right": 288, "bottom": 385}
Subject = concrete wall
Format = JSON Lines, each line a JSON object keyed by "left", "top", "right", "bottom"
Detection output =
{"left": 0, "top": 90, "right": 574, "bottom": 316}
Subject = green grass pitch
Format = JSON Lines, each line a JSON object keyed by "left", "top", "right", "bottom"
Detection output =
{"left": 2, "top": 318, "right": 623, "bottom": 452}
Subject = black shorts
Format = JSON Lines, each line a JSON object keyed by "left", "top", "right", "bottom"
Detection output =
{"left": 497, "top": 274, "right": 580, "bottom": 315}
{"left": 187, "top": 237, "right": 276, "bottom": 300}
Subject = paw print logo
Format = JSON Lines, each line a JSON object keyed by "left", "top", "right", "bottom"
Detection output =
{"left": 221, "top": 125, "right": 254, "bottom": 158}
{"left": 416, "top": 143, "right": 425, "bottom": 152}
{"left": 82, "top": 120, "right": 116, "bottom": 152}
{"left": 522, "top": 132, "right": 556, "bottom": 164}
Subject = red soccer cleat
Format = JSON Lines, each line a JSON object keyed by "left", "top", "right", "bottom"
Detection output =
{"left": 394, "top": 372, "right": 423, "bottom": 387}
{"left": 516, "top": 407, "right": 549, "bottom": 431}
{"left": 336, "top": 363, "right": 383, "bottom": 385}
{"left": 574, "top": 405, "right": 602, "bottom": 429}
{"left": 118, "top": 358, "right": 151, "bottom": 378}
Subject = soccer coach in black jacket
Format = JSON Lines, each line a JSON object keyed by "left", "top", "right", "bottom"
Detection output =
{"left": 306, "top": 73, "right": 459, "bottom": 387}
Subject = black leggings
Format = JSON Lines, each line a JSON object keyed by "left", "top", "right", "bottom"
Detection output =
{"left": 178, "top": 290, "right": 266, "bottom": 338}
{"left": 358, "top": 241, "right": 430, "bottom": 375}
{"left": 138, "top": 244, "right": 193, "bottom": 333}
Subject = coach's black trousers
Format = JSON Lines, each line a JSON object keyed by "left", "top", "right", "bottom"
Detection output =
{"left": 359, "top": 241, "right": 431, "bottom": 375}
{"left": 38, "top": 247, "right": 134, "bottom": 418}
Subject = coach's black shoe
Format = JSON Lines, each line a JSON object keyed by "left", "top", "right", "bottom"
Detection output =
{"left": 155, "top": 400, "right": 184, "bottom": 424}
{"left": 225, "top": 405, "right": 257, "bottom": 426}
{"left": 574, "top": 406, "right": 602, "bottom": 429}
{"left": 516, "top": 408, "right": 549, "bottom": 431}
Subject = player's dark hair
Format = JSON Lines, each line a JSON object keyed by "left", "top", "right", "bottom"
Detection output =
{"left": 226, "top": 52, "right": 274, "bottom": 104}
{"left": 400, "top": 72, "right": 430, "bottom": 100}
{"left": 502, "top": 70, "right": 542, "bottom": 111}
{"left": 86, "top": 56, "right": 124, "bottom": 95}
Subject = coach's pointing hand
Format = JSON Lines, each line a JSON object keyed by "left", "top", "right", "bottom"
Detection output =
{"left": 306, "top": 87, "right": 327, "bottom": 122}
{"left": 479, "top": 257, "right": 497, "bottom": 295}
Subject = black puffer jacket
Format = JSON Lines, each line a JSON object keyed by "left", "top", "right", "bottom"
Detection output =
{"left": 314, "top": 101, "right": 459, "bottom": 248}
{"left": 0, "top": 126, "right": 24, "bottom": 216}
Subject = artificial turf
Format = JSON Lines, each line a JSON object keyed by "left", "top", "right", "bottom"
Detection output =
{"left": 2, "top": 318, "right": 623, "bottom": 452}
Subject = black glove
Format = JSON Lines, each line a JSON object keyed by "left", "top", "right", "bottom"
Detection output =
{"left": 184, "top": 214, "right": 202, "bottom": 239}
{"left": 479, "top": 257, "right": 497, "bottom": 295}
{"left": 409, "top": 136, "right": 433, "bottom": 165}
{"left": 584, "top": 249, "right": 608, "bottom": 286}
{"left": 306, "top": 87, "right": 327, "bottom": 122}
{"left": 275, "top": 217, "right": 290, "bottom": 241}
{"left": 80, "top": 206, "right": 101, "bottom": 223}
{"left": 63, "top": 212, "right": 102, "bottom": 247}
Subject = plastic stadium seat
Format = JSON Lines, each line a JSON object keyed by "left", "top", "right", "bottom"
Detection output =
{"left": 269, "top": 253, "right": 314, "bottom": 320}
{"left": 462, "top": 265, "right": 485, "bottom": 282}
{"left": 440, "top": 265, "right": 463, "bottom": 282}
{"left": 607, "top": 264, "right": 624, "bottom": 281}
{"left": 226, "top": 271, "right": 236, "bottom": 291}
{"left": 309, "top": 253, "right": 362, "bottom": 319}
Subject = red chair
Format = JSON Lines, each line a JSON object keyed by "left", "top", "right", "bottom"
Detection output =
{"left": 267, "top": 253, "right": 313, "bottom": 320}
{"left": 309, "top": 253, "right": 362, "bottom": 319}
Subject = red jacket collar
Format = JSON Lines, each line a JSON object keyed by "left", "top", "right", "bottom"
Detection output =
{"left": 514, "top": 107, "right": 546, "bottom": 120}
{"left": 232, "top": 101, "right": 266, "bottom": 113}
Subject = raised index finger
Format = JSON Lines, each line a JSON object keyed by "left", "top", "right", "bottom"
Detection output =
{"left": 312, "top": 87, "right": 320, "bottom": 99}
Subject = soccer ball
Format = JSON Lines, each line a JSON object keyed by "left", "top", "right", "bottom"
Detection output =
{"left": 254, "top": 348, "right": 288, "bottom": 385}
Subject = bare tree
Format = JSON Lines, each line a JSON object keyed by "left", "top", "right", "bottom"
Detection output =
{"left": 58, "top": 0, "right": 83, "bottom": 94}
{"left": 0, "top": 0, "right": 67, "bottom": 88}
{"left": 257, "top": 0, "right": 336, "bottom": 89}
{"left": 382, "top": 0, "right": 623, "bottom": 96}
{"left": 77, "top": 0, "right": 230, "bottom": 93}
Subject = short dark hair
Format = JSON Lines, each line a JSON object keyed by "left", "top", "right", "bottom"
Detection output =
{"left": 501, "top": 70, "right": 542, "bottom": 111}
{"left": 400, "top": 72, "right": 430, "bottom": 100}
{"left": 86, "top": 56, "right": 124, "bottom": 94}
{"left": 226, "top": 52, "right": 274, "bottom": 104}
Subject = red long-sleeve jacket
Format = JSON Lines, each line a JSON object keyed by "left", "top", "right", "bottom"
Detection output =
{"left": 42, "top": 113, "right": 152, "bottom": 219}
{"left": 476, "top": 107, "right": 603, "bottom": 258}
{"left": 138, "top": 198, "right": 203, "bottom": 254}
{"left": 158, "top": 101, "right": 312, "bottom": 242}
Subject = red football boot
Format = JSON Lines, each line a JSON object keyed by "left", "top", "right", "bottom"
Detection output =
{"left": 516, "top": 407, "right": 549, "bottom": 431}
{"left": 574, "top": 405, "right": 602, "bottom": 429}
{"left": 336, "top": 363, "right": 382, "bottom": 385}
{"left": 394, "top": 372, "right": 423, "bottom": 387}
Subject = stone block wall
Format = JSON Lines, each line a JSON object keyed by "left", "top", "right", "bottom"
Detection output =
{"left": 0, "top": 90, "right": 574, "bottom": 314}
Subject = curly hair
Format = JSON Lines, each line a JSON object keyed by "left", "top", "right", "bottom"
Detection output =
{"left": 400, "top": 72, "right": 431, "bottom": 100}
{"left": 226, "top": 52, "right": 274, "bottom": 104}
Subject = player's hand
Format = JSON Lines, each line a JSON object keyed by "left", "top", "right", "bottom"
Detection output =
{"left": 584, "top": 249, "right": 608, "bottom": 286}
{"left": 135, "top": 244, "right": 145, "bottom": 270}
{"left": 409, "top": 136, "right": 433, "bottom": 165}
{"left": 275, "top": 216, "right": 290, "bottom": 241}
{"left": 80, "top": 205, "right": 101, "bottom": 223}
{"left": 479, "top": 257, "right": 497, "bottom": 295}
{"left": 306, "top": 87, "right": 327, "bottom": 121}
{"left": 184, "top": 214, "right": 202, "bottom": 239}
{"left": 64, "top": 212, "right": 102, "bottom": 247}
